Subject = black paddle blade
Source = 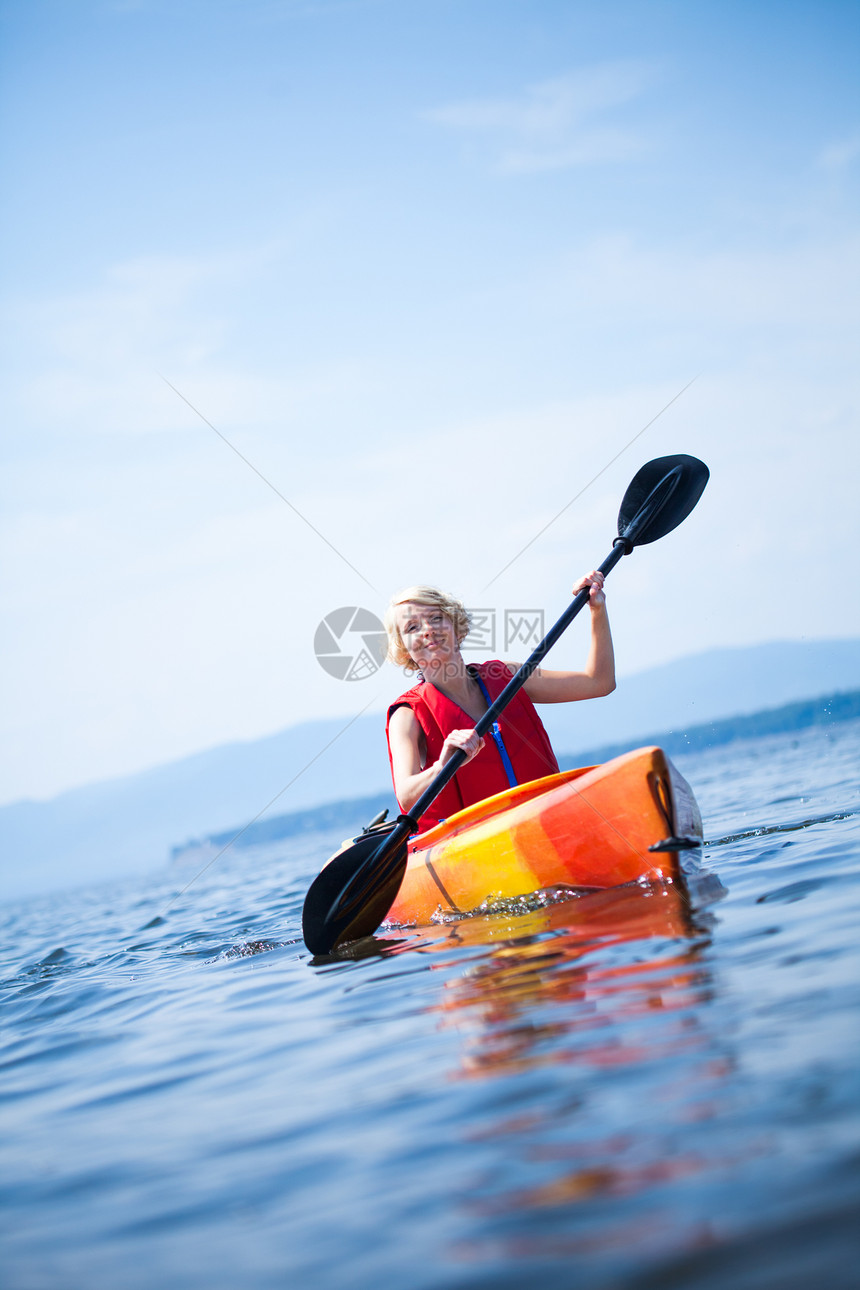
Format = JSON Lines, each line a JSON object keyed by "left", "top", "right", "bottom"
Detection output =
{"left": 302, "top": 830, "right": 410, "bottom": 955}
{"left": 617, "top": 454, "right": 709, "bottom": 547}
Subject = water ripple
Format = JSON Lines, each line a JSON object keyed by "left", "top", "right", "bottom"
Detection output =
{"left": 1, "top": 722, "right": 858, "bottom": 1289}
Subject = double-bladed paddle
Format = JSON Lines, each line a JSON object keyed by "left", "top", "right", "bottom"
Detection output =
{"left": 302, "top": 453, "right": 709, "bottom": 955}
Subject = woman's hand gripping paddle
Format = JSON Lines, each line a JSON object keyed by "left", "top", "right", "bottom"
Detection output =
{"left": 301, "top": 453, "right": 709, "bottom": 955}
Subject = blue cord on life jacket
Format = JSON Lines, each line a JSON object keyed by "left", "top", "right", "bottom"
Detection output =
{"left": 473, "top": 672, "right": 518, "bottom": 789}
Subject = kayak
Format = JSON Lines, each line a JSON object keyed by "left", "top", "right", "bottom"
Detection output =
{"left": 382, "top": 746, "right": 702, "bottom": 927}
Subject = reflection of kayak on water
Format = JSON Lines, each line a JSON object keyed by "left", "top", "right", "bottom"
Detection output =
{"left": 333, "top": 746, "right": 703, "bottom": 930}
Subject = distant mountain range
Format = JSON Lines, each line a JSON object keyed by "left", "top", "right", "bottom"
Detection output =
{"left": 170, "top": 687, "right": 860, "bottom": 866}
{"left": 2, "top": 638, "right": 859, "bottom": 901}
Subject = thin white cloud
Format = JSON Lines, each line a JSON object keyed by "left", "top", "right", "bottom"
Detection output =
{"left": 425, "top": 62, "right": 657, "bottom": 173}
{"left": 538, "top": 231, "right": 860, "bottom": 332}
{"left": 1, "top": 241, "right": 368, "bottom": 441}
{"left": 817, "top": 133, "right": 860, "bottom": 171}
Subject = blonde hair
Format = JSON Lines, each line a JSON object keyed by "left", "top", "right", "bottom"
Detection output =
{"left": 384, "top": 585, "right": 472, "bottom": 672}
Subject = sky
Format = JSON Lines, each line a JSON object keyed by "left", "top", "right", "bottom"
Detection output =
{"left": 1, "top": 0, "right": 858, "bottom": 807}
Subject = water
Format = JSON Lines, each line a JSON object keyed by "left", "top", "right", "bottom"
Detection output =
{"left": 2, "top": 721, "right": 859, "bottom": 1290}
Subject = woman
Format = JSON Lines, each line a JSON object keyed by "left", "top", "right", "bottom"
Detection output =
{"left": 384, "top": 573, "right": 615, "bottom": 832}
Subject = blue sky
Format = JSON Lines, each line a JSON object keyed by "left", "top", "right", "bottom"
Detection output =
{"left": 1, "top": 0, "right": 858, "bottom": 805}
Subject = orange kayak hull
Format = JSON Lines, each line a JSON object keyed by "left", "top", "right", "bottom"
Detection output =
{"left": 385, "top": 746, "right": 702, "bottom": 927}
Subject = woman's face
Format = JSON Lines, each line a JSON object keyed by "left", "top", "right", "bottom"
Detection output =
{"left": 395, "top": 602, "right": 458, "bottom": 670}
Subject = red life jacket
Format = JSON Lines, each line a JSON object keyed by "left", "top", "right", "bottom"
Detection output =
{"left": 386, "top": 660, "right": 559, "bottom": 833}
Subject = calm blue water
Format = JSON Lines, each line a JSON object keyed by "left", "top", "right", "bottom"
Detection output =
{"left": 2, "top": 721, "right": 859, "bottom": 1290}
